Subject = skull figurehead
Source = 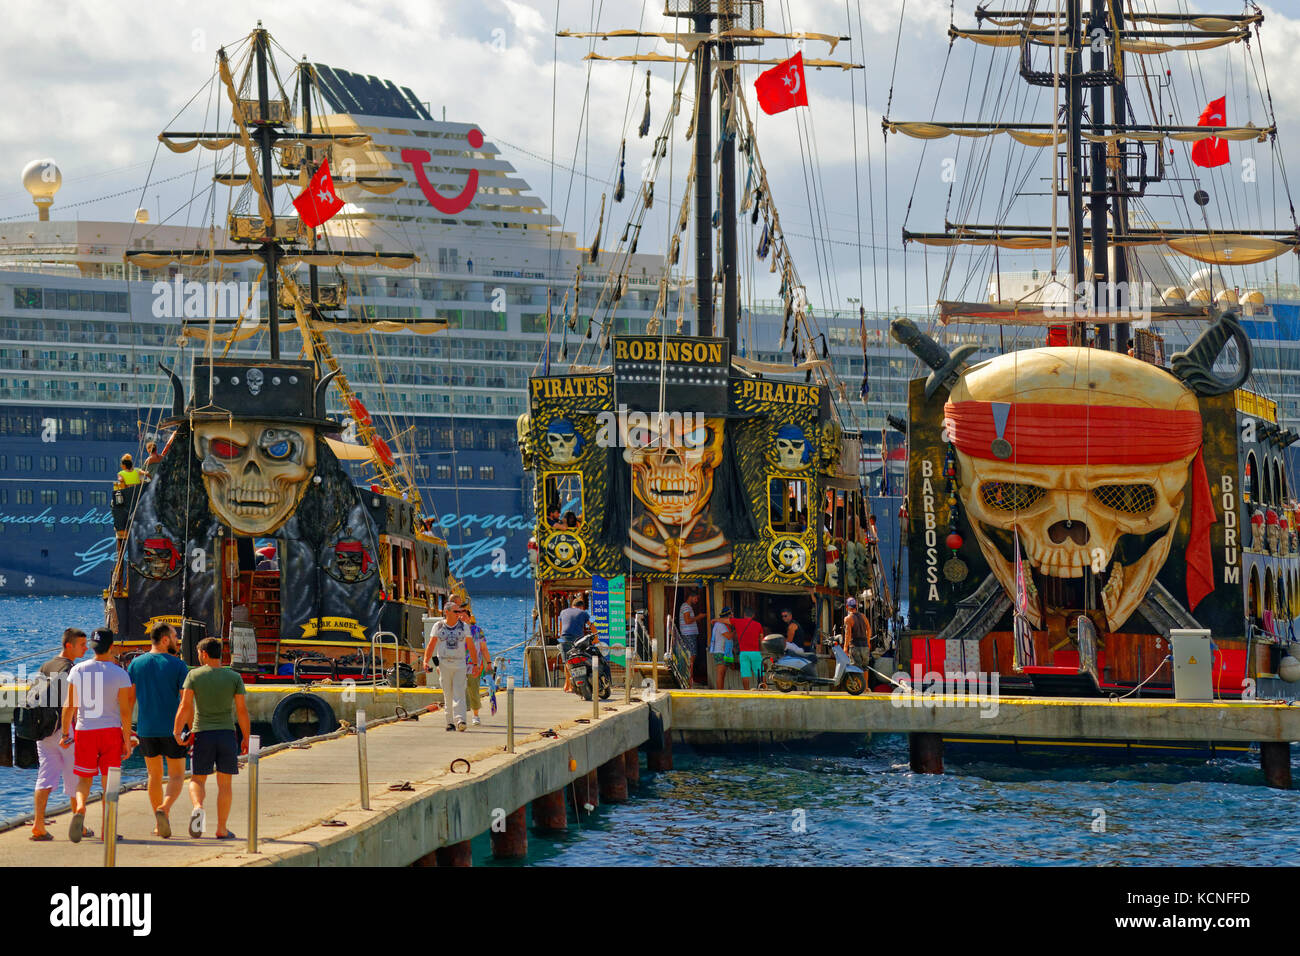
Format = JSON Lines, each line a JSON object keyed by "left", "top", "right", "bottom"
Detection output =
{"left": 331, "top": 539, "right": 373, "bottom": 583}
{"left": 622, "top": 413, "right": 731, "bottom": 573}
{"left": 945, "top": 348, "right": 1213, "bottom": 631}
{"left": 195, "top": 421, "right": 317, "bottom": 536}
{"left": 773, "top": 425, "right": 809, "bottom": 472}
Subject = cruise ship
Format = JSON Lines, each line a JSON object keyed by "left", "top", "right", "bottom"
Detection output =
{"left": 0, "top": 61, "right": 916, "bottom": 597}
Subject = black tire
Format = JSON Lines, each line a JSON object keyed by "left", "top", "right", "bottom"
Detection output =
{"left": 843, "top": 673, "right": 866, "bottom": 696}
{"left": 773, "top": 676, "right": 796, "bottom": 693}
{"left": 271, "top": 692, "right": 338, "bottom": 742}
{"left": 578, "top": 679, "right": 592, "bottom": 701}
{"left": 598, "top": 661, "right": 612, "bottom": 699}
{"left": 384, "top": 663, "right": 416, "bottom": 688}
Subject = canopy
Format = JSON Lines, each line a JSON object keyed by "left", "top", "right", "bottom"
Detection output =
{"left": 884, "top": 120, "right": 1271, "bottom": 147}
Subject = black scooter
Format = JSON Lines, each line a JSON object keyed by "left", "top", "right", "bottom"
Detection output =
{"left": 567, "top": 633, "right": 612, "bottom": 701}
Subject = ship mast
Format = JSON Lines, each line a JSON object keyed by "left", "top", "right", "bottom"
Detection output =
{"left": 253, "top": 26, "right": 282, "bottom": 360}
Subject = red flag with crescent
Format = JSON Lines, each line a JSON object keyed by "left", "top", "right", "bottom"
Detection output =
{"left": 1191, "top": 97, "right": 1229, "bottom": 169}
{"left": 293, "top": 159, "right": 345, "bottom": 228}
{"left": 755, "top": 51, "right": 809, "bottom": 115}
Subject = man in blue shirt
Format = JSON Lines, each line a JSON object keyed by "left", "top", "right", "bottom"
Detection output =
{"left": 128, "top": 622, "right": 189, "bottom": 838}
{"left": 557, "top": 594, "right": 593, "bottom": 694}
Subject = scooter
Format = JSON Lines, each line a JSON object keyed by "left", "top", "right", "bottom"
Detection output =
{"left": 567, "top": 633, "right": 612, "bottom": 701}
{"left": 762, "top": 634, "right": 867, "bottom": 695}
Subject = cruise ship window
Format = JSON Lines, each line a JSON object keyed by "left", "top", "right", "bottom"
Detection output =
{"left": 0, "top": 455, "right": 5, "bottom": 470}
{"left": 0, "top": 489, "right": 6, "bottom": 504}
{"left": 40, "top": 456, "right": 56, "bottom": 471}
{"left": 66, "top": 490, "right": 82, "bottom": 506}
{"left": 479, "top": 466, "right": 494, "bottom": 482}
{"left": 16, "top": 456, "right": 32, "bottom": 470}
{"left": 435, "top": 465, "right": 451, "bottom": 481}
{"left": 89, "top": 491, "right": 107, "bottom": 507}
{"left": 457, "top": 465, "right": 473, "bottom": 481}
{"left": 40, "top": 490, "right": 57, "bottom": 506}
{"left": 64, "top": 457, "right": 82, "bottom": 473}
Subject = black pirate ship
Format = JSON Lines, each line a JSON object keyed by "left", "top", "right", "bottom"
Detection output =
{"left": 523, "top": 3, "right": 895, "bottom": 688}
{"left": 887, "top": 3, "right": 1300, "bottom": 712}
{"left": 106, "top": 26, "right": 453, "bottom": 680}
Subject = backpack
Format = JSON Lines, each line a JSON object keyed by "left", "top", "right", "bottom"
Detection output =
{"left": 14, "top": 672, "right": 62, "bottom": 741}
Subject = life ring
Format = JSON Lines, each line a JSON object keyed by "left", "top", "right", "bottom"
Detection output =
{"left": 372, "top": 435, "right": 396, "bottom": 468}
{"left": 270, "top": 693, "right": 339, "bottom": 742}
{"left": 348, "top": 397, "right": 372, "bottom": 427}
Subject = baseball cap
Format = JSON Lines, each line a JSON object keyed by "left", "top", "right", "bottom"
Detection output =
{"left": 846, "top": 597, "right": 858, "bottom": 608}
{"left": 91, "top": 628, "right": 115, "bottom": 654}
{"left": 719, "top": 606, "right": 733, "bottom": 616}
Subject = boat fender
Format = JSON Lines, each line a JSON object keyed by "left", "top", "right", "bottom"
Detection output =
{"left": 1279, "top": 654, "right": 1300, "bottom": 684}
{"left": 270, "top": 693, "right": 339, "bottom": 743}
{"left": 646, "top": 708, "right": 665, "bottom": 751}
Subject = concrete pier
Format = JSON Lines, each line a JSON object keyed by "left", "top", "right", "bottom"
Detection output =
{"left": 598, "top": 755, "right": 628, "bottom": 803}
{"left": 0, "top": 688, "right": 649, "bottom": 866}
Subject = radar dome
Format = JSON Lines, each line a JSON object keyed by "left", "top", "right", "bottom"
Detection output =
{"left": 21, "top": 158, "right": 61, "bottom": 220}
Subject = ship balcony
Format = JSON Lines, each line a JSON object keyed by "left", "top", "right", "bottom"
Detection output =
{"left": 237, "top": 98, "right": 291, "bottom": 126}
{"left": 227, "top": 215, "right": 307, "bottom": 244}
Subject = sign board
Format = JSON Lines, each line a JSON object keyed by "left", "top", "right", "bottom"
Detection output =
{"left": 607, "top": 574, "right": 627, "bottom": 664}
{"left": 230, "top": 621, "right": 258, "bottom": 668}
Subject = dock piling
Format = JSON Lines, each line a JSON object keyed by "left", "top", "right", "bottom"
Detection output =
{"left": 531, "top": 789, "right": 568, "bottom": 831}
{"left": 433, "top": 840, "right": 473, "bottom": 867}
{"left": 597, "top": 755, "right": 628, "bottom": 803}
{"left": 490, "top": 806, "right": 528, "bottom": 859}
{"left": 646, "top": 733, "right": 673, "bottom": 772}
{"left": 623, "top": 748, "right": 640, "bottom": 787}
{"left": 1260, "top": 741, "right": 1292, "bottom": 790}
{"left": 0, "top": 724, "right": 11, "bottom": 767}
{"left": 908, "top": 732, "right": 944, "bottom": 774}
{"left": 571, "top": 769, "right": 599, "bottom": 810}
{"left": 356, "top": 709, "right": 370, "bottom": 810}
{"left": 103, "top": 767, "right": 120, "bottom": 868}
{"left": 247, "top": 734, "right": 260, "bottom": 854}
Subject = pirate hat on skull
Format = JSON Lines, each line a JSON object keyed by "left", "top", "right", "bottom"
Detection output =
{"left": 945, "top": 347, "right": 1215, "bottom": 631}
{"left": 161, "top": 359, "right": 342, "bottom": 432}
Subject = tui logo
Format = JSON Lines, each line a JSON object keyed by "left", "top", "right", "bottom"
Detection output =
{"left": 401, "top": 129, "right": 483, "bottom": 215}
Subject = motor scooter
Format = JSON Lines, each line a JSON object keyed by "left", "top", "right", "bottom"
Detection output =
{"left": 567, "top": 633, "right": 612, "bottom": 701}
{"left": 762, "top": 634, "right": 866, "bottom": 695}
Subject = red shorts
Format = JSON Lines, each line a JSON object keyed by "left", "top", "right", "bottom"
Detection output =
{"left": 72, "top": 727, "right": 124, "bottom": 779}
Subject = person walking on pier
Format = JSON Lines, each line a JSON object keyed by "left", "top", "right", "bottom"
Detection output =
{"left": 465, "top": 614, "right": 492, "bottom": 725}
{"left": 424, "top": 599, "right": 472, "bottom": 731}
{"left": 173, "top": 638, "right": 250, "bottom": 840}
{"left": 128, "top": 622, "right": 188, "bottom": 838}
{"left": 29, "top": 628, "right": 87, "bottom": 841}
{"left": 60, "top": 628, "right": 133, "bottom": 844}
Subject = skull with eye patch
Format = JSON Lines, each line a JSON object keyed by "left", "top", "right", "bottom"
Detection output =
{"left": 194, "top": 420, "right": 317, "bottom": 535}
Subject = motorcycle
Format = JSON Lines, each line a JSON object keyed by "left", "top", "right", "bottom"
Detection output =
{"left": 762, "top": 634, "right": 867, "bottom": 695}
{"left": 567, "top": 633, "right": 612, "bottom": 701}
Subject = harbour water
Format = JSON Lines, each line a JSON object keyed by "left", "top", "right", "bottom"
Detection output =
{"left": 2, "top": 595, "right": 1292, "bottom": 865}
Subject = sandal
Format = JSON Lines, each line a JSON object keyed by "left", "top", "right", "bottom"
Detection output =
{"left": 68, "top": 812, "right": 85, "bottom": 844}
{"left": 29, "top": 832, "right": 53, "bottom": 842}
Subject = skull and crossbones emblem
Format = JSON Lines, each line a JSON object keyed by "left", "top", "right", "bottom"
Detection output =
{"left": 544, "top": 419, "right": 585, "bottom": 464}
{"left": 769, "top": 538, "right": 809, "bottom": 576}
{"left": 945, "top": 348, "right": 1204, "bottom": 631}
{"left": 773, "top": 425, "right": 809, "bottom": 472}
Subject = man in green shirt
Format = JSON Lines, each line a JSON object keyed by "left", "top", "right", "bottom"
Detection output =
{"left": 173, "top": 637, "right": 250, "bottom": 840}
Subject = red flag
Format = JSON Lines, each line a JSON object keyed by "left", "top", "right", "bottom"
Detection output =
{"left": 1191, "top": 96, "right": 1229, "bottom": 169}
{"left": 1185, "top": 446, "right": 1218, "bottom": 612}
{"left": 754, "top": 51, "right": 809, "bottom": 116}
{"left": 292, "top": 159, "right": 345, "bottom": 228}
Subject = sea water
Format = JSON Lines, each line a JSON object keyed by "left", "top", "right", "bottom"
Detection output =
{"left": 2, "top": 595, "right": 1295, "bottom": 863}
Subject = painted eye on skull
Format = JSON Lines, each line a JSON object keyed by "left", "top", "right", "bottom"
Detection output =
{"left": 1091, "top": 483, "right": 1158, "bottom": 516}
{"left": 681, "top": 426, "right": 711, "bottom": 449}
{"left": 210, "top": 439, "right": 245, "bottom": 459}
{"left": 979, "top": 481, "right": 1046, "bottom": 512}
{"left": 259, "top": 430, "right": 299, "bottom": 461}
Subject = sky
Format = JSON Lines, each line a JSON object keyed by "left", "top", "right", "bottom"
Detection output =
{"left": 3, "top": 0, "right": 1300, "bottom": 318}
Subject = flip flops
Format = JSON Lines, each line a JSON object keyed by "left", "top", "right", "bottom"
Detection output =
{"left": 215, "top": 830, "right": 237, "bottom": 840}
{"left": 155, "top": 810, "right": 172, "bottom": 839}
{"left": 188, "top": 807, "right": 205, "bottom": 839}
{"left": 68, "top": 812, "right": 85, "bottom": 844}
{"left": 29, "top": 832, "right": 53, "bottom": 842}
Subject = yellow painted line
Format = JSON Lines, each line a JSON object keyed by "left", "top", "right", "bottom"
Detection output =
{"left": 666, "top": 690, "right": 1297, "bottom": 710}
{"left": 942, "top": 737, "right": 1251, "bottom": 752}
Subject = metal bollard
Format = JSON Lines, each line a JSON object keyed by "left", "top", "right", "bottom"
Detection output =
{"left": 506, "top": 678, "right": 515, "bottom": 753}
{"left": 357, "top": 709, "right": 370, "bottom": 810}
{"left": 247, "top": 734, "right": 260, "bottom": 853}
{"left": 103, "top": 767, "right": 121, "bottom": 868}
{"left": 652, "top": 637, "right": 659, "bottom": 695}
{"left": 592, "top": 652, "right": 600, "bottom": 719}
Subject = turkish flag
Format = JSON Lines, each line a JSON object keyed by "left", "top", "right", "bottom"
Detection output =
{"left": 1191, "top": 96, "right": 1229, "bottom": 169}
{"left": 292, "top": 159, "right": 345, "bottom": 228}
{"left": 755, "top": 51, "right": 809, "bottom": 115}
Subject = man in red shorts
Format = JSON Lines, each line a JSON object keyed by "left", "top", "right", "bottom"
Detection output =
{"left": 59, "top": 628, "right": 134, "bottom": 844}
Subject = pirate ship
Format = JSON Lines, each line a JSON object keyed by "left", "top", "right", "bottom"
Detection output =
{"left": 522, "top": 2, "right": 896, "bottom": 689}
{"left": 105, "top": 26, "right": 453, "bottom": 679}
{"left": 886, "top": 2, "right": 1300, "bottom": 707}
